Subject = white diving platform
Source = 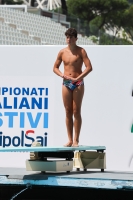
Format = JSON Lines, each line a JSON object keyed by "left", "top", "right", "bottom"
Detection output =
{"left": 0, "top": 145, "right": 106, "bottom": 173}
{"left": 0, "top": 145, "right": 106, "bottom": 152}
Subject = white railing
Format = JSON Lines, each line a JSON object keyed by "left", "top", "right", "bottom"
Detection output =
{"left": 0, "top": 5, "right": 27, "bottom": 12}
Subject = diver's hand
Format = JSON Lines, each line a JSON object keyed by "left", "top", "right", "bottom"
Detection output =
{"left": 63, "top": 74, "right": 70, "bottom": 80}
{"left": 63, "top": 75, "right": 78, "bottom": 82}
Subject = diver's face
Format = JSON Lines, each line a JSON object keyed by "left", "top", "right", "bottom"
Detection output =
{"left": 66, "top": 35, "right": 77, "bottom": 45}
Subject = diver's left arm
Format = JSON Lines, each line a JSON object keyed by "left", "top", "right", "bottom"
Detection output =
{"left": 76, "top": 48, "right": 93, "bottom": 81}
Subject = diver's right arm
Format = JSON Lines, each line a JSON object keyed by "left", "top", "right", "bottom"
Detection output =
{"left": 53, "top": 50, "right": 64, "bottom": 78}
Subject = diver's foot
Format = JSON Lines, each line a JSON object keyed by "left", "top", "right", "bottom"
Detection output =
{"left": 64, "top": 141, "right": 73, "bottom": 147}
{"left": 72, "top": 141, "right": 79, "bottom": 147}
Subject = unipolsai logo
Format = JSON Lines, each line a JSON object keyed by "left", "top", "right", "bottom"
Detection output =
{"left": 0, "top": 86, "right": 49, "bottom": 147}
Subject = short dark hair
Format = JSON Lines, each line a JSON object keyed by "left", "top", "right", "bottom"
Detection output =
{"left": 65, "top": 28, "right": 77, "bottom": 38}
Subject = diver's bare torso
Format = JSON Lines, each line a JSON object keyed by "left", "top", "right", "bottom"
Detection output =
{"left": 61, "top": 46, "right": 83, "bottom": 78}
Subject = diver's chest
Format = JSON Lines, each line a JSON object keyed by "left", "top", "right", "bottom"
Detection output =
{"left": 62, "top": 54, "right": 81, "bottom": 64}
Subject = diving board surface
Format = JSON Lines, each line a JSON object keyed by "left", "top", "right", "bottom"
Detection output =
{"left": 0, "top": 146, "right": 106, "bottom": 152}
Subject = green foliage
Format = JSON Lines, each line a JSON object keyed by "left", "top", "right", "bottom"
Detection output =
{"left": 128, "top": 0, "right": 133, "bottom": 4}
{"left": 66, "top": 0, "right": 133, "bottom": 44}
{"left": 88, "top": 35, "right": 99, "bottom": 44}
{"left": 100, "top": 33, "right": 133, "bottom": 45}
{"left": 120, "top": 5, "right": 133, "bottom": 40}
{"left": 67, "top": 0, "right": 129, "bottom": 24}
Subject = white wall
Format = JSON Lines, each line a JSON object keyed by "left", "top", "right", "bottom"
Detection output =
{"left": 0, "top": 46, "right": 133, "bottom": 171}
